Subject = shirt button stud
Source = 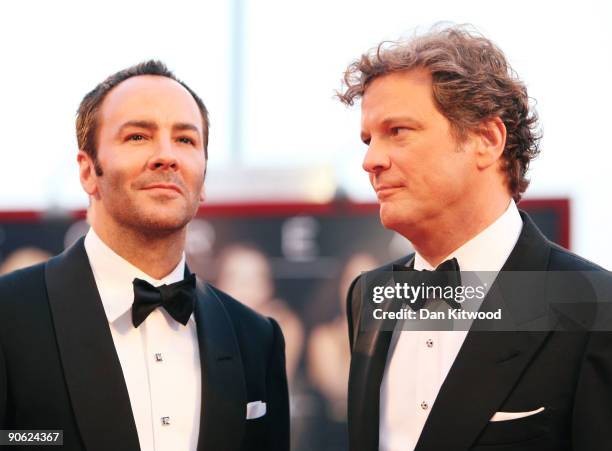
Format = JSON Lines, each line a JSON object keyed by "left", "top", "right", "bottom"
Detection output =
{"left": 426, "top": 339, "right": 434, "bottom": 348}
{"left": 155, "top": 353, "right": 163, "bottom": 362}
{"left": 421, "top": 401, "right": 429, "bottom": 410}
{"left": 161, "top": 416, "right": 171, "bottom": 425}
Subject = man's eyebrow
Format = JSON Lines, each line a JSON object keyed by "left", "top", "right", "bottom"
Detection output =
{"left": 360, "top": 115, "right": 422, "bottom": 143}
{"left": 380, "top": 115, "right": 421, "bottom": 127}
{"left": 173, "top": 122, "right": 201, "bottom": 134}
{"left": 117, "top": 120, "right": 158, "bottom": 134}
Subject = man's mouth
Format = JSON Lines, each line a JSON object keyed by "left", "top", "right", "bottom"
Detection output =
{"left": 141, "top": 183, "right": 183, "bottom": 195}
{"left": 374, "top": 184, "right": 403, "bottom": 199}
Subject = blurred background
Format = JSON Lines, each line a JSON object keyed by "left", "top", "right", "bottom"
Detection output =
{"left": 1, "top": 1, "right": 611, "bottom": 449}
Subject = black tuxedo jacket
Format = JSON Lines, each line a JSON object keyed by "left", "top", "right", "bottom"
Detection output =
{"left": 346, "top": 211, "right": 612, "bottom": 451}
{"left": 0, "top": 237, "right": 289, "bottom": 451}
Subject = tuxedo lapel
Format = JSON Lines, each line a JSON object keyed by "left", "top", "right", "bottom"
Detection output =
{"left": 349, "top": 256, "right": 413, "bottom": 451}
{"left": 415, "top": 332, "right": 550, "bottom": 451}
{"left": 348, "top": 316, "right": 393, "bottom": 451}
{"left": 194, "top": 280, "right": 247, "bottom": 451}
{"left": 415, "top": 211, "right": 555, "bottom": 451}
{"left": 45, "top": 237, "right": 140, "bottom": 451}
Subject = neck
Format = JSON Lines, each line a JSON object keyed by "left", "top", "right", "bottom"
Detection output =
{"left": 406, "top": 194, "right": 511, "bottom": 268}
{"left": 90, "top": 216, "right": 186, "bottom": 280}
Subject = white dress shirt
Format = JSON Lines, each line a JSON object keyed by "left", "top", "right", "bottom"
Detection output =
{"left": 84, "top": 228, "right": 201, "bottom": 451}
{"left": 379, "top": 200, "right": 523, "bottom": 451}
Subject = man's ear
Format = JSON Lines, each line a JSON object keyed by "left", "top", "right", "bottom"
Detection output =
{"left": 77, "top": 150, "right": 99, "bottom": 197}
{"left": 475, "top": 117, "right": 507, "bottom": 170}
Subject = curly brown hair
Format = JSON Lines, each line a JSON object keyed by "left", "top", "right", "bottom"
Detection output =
{"left": 337, "top": 25, "right": 540, "bottom": 202}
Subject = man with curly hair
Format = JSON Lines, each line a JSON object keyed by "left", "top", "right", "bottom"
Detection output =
{"left": 340, "top": 26, "right": 612, "bottom": 451}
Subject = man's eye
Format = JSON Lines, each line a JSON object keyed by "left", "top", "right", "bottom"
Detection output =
{"left": 177, "top": 137, "right": 195, "bottom": 145}
{"left": 390, "top": 127, "right": 409, "bottom": 136}
{"left": 127, "top": 134, "right": 146, "bottom": 141}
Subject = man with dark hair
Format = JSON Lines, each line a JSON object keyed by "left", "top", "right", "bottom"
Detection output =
{"left": 340, "top": 26, "right": 612, "bottom": 451}
{"left": 0, "top": 60, "right": 289, "bottom": 451}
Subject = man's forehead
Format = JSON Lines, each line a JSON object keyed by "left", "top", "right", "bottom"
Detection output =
{"left": 99, "top": 75, "right": 202, "bottom": 125}
{"left": 363, "top": 69, "right": 432, "bottom": 103}
{"left": 361, "top": 69, "right": 434, "bottom": 124}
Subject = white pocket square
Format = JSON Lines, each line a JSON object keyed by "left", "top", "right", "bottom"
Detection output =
{"left": 490, "top": 407, "right": 545, "bottom": 422}
{"left": 246, "top": 401, "right": 266, "bottom": 419}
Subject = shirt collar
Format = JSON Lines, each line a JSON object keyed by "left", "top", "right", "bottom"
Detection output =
{"left": 414, "top": 199, "right": 523, "bottom": 272}
{"left": 84, "top": 227, "right": 187, "bottom": 324}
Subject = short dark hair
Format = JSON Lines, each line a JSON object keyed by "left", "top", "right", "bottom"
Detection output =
{"left": 76, "top": 60, "right": 209, "bottom": 175}
{"left": 338, "top": 25, "right": 540, "bottom": 202}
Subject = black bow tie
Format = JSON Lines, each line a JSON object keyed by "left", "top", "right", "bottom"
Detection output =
{"left": 131, "top": 273, "right": 197, "bottom": 327}
{"left": 393, "top": 257, "right": 462, "bottom": 310}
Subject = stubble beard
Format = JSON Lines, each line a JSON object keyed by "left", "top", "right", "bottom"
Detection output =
{"left": 101, "top": 174, "right": 200, "bottom": 241}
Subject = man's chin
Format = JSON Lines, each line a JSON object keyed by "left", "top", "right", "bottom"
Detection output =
{"left": 124, "top": 208, "right": 193, "bottom": 235}
{"left": 379, "top": 204, "right": 415, "bottom": 233}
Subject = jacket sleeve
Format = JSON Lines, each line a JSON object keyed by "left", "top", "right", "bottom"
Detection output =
{"left": 265, "top": 317, "right": 290, "bottom": 451}
{"left": 572, "top": 331, "right": 612, "bottom": 450}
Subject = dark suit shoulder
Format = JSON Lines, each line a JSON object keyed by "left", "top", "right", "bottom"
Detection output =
{"left": 0, "top": 263, "right": 47, "bottom": 317}
{"left": 348, "top": 253, "right": 415, "bottom": 296}
{"left": 0, "top": 262, "right": 55, "bottom": 353}
{"left": 0, "top": 262, "right": 46, "bottom": 293}
{"left": 348, "top": 253, "right": 415, "bottom": 292}
{"left": 547, "top": 242, "right": 607, "bottom": 272}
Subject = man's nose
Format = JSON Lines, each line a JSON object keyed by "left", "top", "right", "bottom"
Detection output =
{"left": 362, "top": 139, "right": 391, "bottom": 174}
{"left": 148, "top": 138, "right": 179, "bottom": 171}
